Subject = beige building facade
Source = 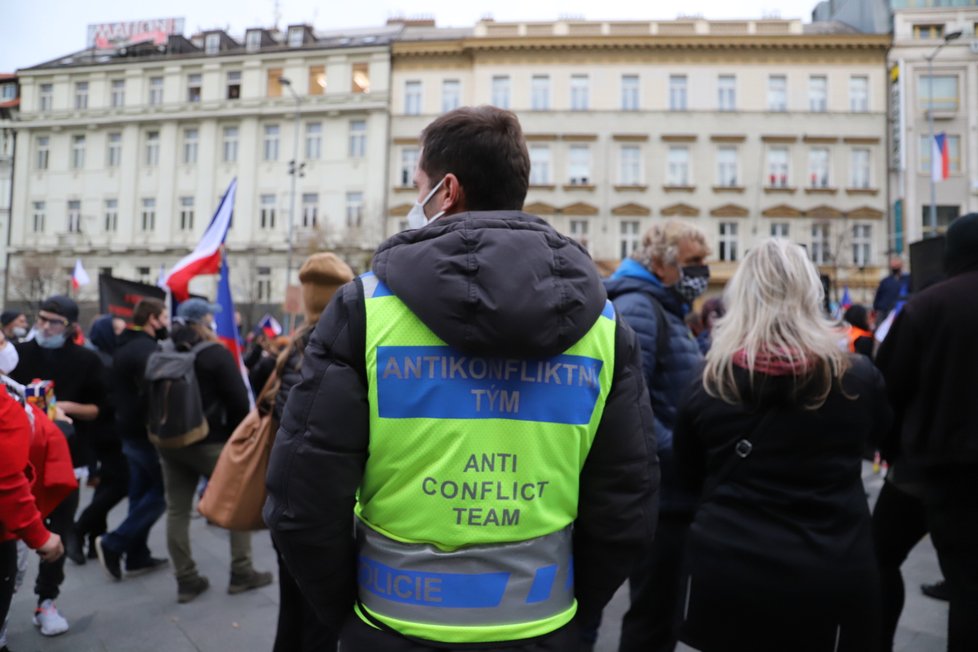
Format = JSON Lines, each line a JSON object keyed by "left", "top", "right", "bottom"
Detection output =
{"left": 388, "top": 19, "right": 890, "bottom": 298}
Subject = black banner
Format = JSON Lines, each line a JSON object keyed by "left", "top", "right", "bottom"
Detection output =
{"left": 98, "top": 274, "right": 166, "bottom": 323}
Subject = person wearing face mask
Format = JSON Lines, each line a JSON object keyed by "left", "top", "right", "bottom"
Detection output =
{"left": 9, "top": 295, "right": 107, "bottom": 637}
{"left": 93, "top": 298, "right": 171, "bottom": 582}
{"left": 603, "top": 220, "right": 710, "bottom": 652}
{"left": 2, "top": 311, "right": 29, "bottom": 343}
{"left": 873, "top": 255, "right": 911, "bottom": 324}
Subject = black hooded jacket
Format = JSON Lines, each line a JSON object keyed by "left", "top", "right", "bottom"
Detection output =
{"left": 264, "top": 212, "right": 659, "bottom": 638}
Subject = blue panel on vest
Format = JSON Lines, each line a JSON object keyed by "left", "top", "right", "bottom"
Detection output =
{"left": 601, "top": 300, "right": 615, "bottom": 321}
{"left": 376, "top": 346, "right": 604, "bottom": 424}
{"left": 359, "top": 556, "right": 509, "bottom": 608}
{"left": 525, "top": 564, "right": 558, "bottom": 604}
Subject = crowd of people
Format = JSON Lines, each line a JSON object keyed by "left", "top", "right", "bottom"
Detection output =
{"left": 2, "top": 104, "right": 977, "bottom": 652}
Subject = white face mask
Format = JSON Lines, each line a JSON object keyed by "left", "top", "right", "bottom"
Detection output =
{"left": 406, "top": 178, "right": 446, "bottom": 230}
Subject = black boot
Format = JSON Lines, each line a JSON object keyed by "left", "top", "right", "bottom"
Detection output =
{"left": 64, "top": 525, "right": 85, "bottom": 565}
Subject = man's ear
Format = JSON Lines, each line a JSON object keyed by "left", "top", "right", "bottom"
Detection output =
{"left": 438, "top": 173, "right": 466, "bottom": 215}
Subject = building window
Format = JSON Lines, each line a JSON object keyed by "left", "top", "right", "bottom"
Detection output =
{"left": 808, "top": 148, "right": 830, "bottom": 188}
{"left": 102, "top": 198, "right": 119, "bottom": 233}
{"left": 288, "top": 26, "right": 305, "bottom": 48}
{"left": 620, "top": 220, "right": 640, "bottom": 260}
{"left": 67, "top": 200, "right": 82, "bottom": 233}
{"left": 913, "top": 24, "right": 944, "bottom": 40}
{"left": 621, "top": 75, "right": 639, "bottom": 111}
{"left": 400, "top": 147, "right": 419, "bottom": 186}
{"left": 352, "top": 62, "right": 370, "bottom": 93}
{"left": 529, "top": 145, "right": 551, "bottom": 185}
{"left": 263, "top": 124, "right": 280, "bottom": 162}
{"left": 179, "top": 196, "right": 194, "bottom": 231}
{"left": 669, "top": 75, "right": 687, "bottom": 111}
{"left": 570, "top": 75, "right": 589, "bottom": 111}
{"left": 0, "top": 84, "right": 13, "bottom": 101}
{"left": 257, "top": 267, "right": 272, "bottom": 302}
{"left": 267, "top": 68, "right": 283, "bottom": 97}
{"left": 183, "top": 128, "right": 198, "bottom": 164}
{"left": 260, "top": 194, "right": 276, "bottom": 229}
{"left": 770, "top": 222, "right": 789, "bottom": 238}
{"left": 718, "top": 222, "right": 739, "bottom": 262}
{"left": 205, "top": 33, "right": 221, "bottom": 54}
{"left": 226, "top": 71, "right": 241, "bottom": 99}
{"left": 718, "top": 75, "right": 736, "bottom": 112}
{"left": 136, "top": 267, "right": 151, "bottom": 283}
{"left": 767, "top": 147, "right": 789, "bottom": 187}
{"left": 346, "top": 192, "right": 364, "bottom": 228}
{"left": 99, "top": 266, "right": 113, "bottom": 279}
{"left": 810, "top": 223, "right": 831, "bottom": 264}
{"left": 145, "top": 131, "right": 160, "bottom": 166}
{"left": 716, "top": 146, "right": 738, "bottom": 187}
{"left": 107, "top": 132, "right": 122, "bottom": 167}
{"left": 39, "top": 83, "right": 53, "bottom": 111}
{"left": 569, "top": 219, "right": 589, "bottom": 251}
{"left": 849, "top": 76, "right": 869, "bottom": 112}
{"left": 187, "top": 74, "right": 202, "bottom": 103}
{"left": 32, "top": 201, "right": 45, "bottom": 232}
{"left": 442, "top": 79, "right": 460, "bottom": 113}
{"left": 404, "top": 80, "right": 422, "bottom": 115}
{"left": 246, "top": 30, "right": 262, "bottom": 52}
{"left": 148, "top": 76, "right": 163, "bottom": 106}
{"left": 301, "top": 193, "right": 318, "bottom": 227}
{"left": 768, "top": 75, "right": 787, "bottom": 111}
{"left": 74, "top": 81, "right": 88, "bottom": 109}
{"left": 919, "top": 134, "right": 961, "bottom": 174}
{"left": 223, "top": 126, "right": 239, "bottom": 162}
{"left": 305, "top": 122, "right": 322, "bottom": 160}
{"left": 349, "top": 120, "right": 366, "bottom": 158}
{"left": 667, "top": 146, "right": 690, "bottom": 186}
{"left": 111, "top": 79, "right": 125, "bottom": 107}
{"left": 309, "top": 65, "right": 326, "bottom": 95}
{"left": 850, "top": 148, "right": 870, "bottom": 188}
{"left": 531, "top": 75, "right": 550, "bottom": 111}
{"left": 917, "top": 75, "right": 959, "bottom": 112}
{"left": 568, "top": 145, "right": 591, "bottom": 185}
{"left": 141, "top": 198, "right": 156, "bottom": 231}
{"left": 619, "top": 145, "right": 642, "bottom": 185}
{"left": 492, "top": 75, "right": 511, "bottom": 109}
{"left": 920, "top": 205, "right": 959, "bottom": 237}
{"left": 809, "top": 75, "right": 827, "bottom": 112}
{"left": 36, "top": 135, "right": 49, "bottom": 170}
{"left": 852, "top": 224, "right": 872, "bottom": 267}
{"left": 71, "top": 135, "right": 86, "bottom": 169}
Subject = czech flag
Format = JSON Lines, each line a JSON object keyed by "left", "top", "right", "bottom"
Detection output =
{"left": 840, "top": 286, "right": 852, "bottom": 310}
{"left": 71, "top": 259, "right": 90, "bottom": 291}
{"left": 164, "top": 178, "right": 237, "bottom": 302}
{"left": 215, "top": 251, "right": 254, "bottom": 407}
{"left": 257, "top": 314, "right": 283, "bottom": 338}
{"left": 932, "top": 133, "right": 950, "bottom": 183}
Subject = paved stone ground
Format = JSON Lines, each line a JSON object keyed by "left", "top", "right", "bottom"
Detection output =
{"left": 5, "top": 465, "right": 947, "bottom": 652}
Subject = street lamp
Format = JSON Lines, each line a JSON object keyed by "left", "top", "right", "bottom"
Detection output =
{"left": 925, "top": 29, "right": 962, "bottom": 237}
{"left": 278, "top": 76, "right": 303, "bottom": 332}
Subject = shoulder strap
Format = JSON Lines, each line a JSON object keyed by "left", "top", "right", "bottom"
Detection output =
{"left": 697, "top": 408, "right": 779, "bottom": 505}
{"left": 189, "top": 340, "right": 220, "bottom": 357}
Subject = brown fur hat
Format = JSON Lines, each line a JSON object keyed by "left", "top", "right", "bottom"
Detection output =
{"left": 298, "top": 253, "right": 354, "bottom": 321}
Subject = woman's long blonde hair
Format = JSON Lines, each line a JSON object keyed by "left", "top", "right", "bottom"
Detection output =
{"left": 703, "top": 238, "right": 850, "bottom": 408}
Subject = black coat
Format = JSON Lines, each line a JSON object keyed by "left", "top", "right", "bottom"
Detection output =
{"left": 264, "top": 211, "right": 659, "bottom": 636}
{"left": 674, "top": 356, "right": 892, "bottom": 651}
{"left": 876, "top": 269, "right": 978, "bottom": 469}
{"left": 112, "top": 328, "right": 158, "bottom": 441}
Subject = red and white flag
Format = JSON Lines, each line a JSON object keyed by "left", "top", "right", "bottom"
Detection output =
{"left": 71, "top": 259, "right": 90, "bottom": 290}
{"left": 163, "top": 178, "right": 237, "bottom": 302}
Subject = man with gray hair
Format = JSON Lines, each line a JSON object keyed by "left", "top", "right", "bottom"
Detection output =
{"left": 604, "top": 219, "right": 710, "bottom": 652}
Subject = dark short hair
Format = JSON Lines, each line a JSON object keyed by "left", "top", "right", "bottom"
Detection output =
{"left": 132, "top": 298, "right": 166, "bottom": 327}
{"left": 419, "top": 106, "right": 530, "bottom": 211}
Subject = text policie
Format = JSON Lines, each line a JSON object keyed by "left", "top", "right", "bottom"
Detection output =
{"left": 422, "top": 453, "right": 549, "bottom": 527}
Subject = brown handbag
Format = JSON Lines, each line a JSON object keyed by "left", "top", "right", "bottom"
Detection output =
{"left": 197, "top": 372, "right": 279, "bottom": 531}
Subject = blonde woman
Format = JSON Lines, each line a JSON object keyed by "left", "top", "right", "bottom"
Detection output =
{"left": 673, "top": 238, "right": 892, "bottom": 652}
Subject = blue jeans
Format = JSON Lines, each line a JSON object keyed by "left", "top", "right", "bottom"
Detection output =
{"left": 99, "top": 439, "right": 166, "bottom": 567}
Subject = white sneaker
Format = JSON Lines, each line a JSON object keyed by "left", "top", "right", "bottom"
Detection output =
{"left": 32, "top": 599, "right": 69, "bottom": 636}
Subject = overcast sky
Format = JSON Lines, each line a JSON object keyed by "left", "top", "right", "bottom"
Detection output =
{"left": 1, "top": 0, "right": 820, "bottom": 73}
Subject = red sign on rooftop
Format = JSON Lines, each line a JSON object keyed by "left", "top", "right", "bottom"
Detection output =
{"left": 86, "top": 18, "right": 185, "bottom": 49}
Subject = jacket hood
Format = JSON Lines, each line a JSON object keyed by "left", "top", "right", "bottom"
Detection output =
{"left": 605, "top": 259, "right": 685, "bottom": 317}
{"left": 372, "top": 211, "right": 606, "bottom": 359}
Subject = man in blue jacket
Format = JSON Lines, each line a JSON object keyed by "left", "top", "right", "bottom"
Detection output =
{"left": 605, "top": 220, "right": 709, "bottom": 652}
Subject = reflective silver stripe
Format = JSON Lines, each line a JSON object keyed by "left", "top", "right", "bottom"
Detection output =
{"left": 356, "top": 520, "right": 574, "bottom": 626}
{"left": 360, "top": 272, "right": 380, "bottom": 299}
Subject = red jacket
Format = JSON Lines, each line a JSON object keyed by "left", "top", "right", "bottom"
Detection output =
{"left": 0, "top": 390, "right": 51, "bottom": 548}
{"left": 28, "top": 404, "right": 78, "bottom": 518}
